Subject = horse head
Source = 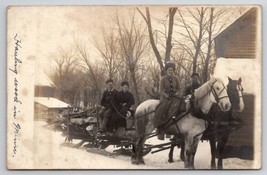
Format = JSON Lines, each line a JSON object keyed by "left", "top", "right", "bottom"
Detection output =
{"left": 209, "top": 77, "right": 231, "bottom": 112}
{"left": 227, "top": 77, "right": 245, "bottom": 112}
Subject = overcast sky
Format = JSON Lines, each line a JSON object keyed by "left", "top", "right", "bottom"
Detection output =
{"left": 7, "top": 6, "right": 250, "bottom": 79}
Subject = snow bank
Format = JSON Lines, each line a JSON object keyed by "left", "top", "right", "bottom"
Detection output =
{"left": 32, "top": 121, "right": 254, "bottom": 169}
{"left": 213, "top": 57, "right": 260, "bottom": 94}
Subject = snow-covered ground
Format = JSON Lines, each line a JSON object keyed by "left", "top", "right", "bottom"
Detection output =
{"left": 34, "top": 121, "right": 254, "bottom": 169}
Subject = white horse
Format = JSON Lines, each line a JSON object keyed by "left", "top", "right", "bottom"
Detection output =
{"left": 132, "top": 77, "right": 231, "bottom": 169}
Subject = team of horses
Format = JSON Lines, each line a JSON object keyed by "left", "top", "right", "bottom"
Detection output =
{"left": 131, "top": 76, "right": 244, "bottom": 169}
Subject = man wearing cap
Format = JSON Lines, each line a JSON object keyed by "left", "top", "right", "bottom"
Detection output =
{"left": 98, "top": 79, "right": 119, "bottom": 135}
{"left": 155, "top": 61, "right": 181, "bottom": 140}
{"left": 117, "top": 80, "right": 135, "bottom": 117}
{"left": 185, "top": 73, "right": 201, "bottom": 112}
{"left": 185, "top": 73, "right": 201, "bottom": 96}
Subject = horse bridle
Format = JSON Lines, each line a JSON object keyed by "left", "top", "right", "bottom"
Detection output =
{"left": 236, "top": 83, "right": 244, "bottom": 98}
{"left": 210, "top": 80, "right": 229, "bottom": 104}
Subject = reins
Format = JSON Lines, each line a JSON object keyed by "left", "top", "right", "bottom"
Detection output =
{"left": 158, "top": 79, "right": 231, "bottom": 136}
{"left": 110, "top": 101, "right": 128, "bottom": 119}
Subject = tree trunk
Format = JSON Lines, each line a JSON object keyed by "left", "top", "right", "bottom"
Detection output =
{"left": 144, "top": 7, "right": 165, "bottom": 76}
{"left": 192, "top": 7, "right": 205, "bottom": 74}
{"left": 165, "top": 8, "right": 177, "bottom": 63}
{"left": 202, "top": 8, "right": 214, "bottom": 82}
{"left": 130, "top": 70, "right": 140, "bottom": 105}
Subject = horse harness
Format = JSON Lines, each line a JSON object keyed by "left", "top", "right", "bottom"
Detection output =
{"left": 210, "top": 80, "right": 229, "bottom": 104}
{"left": 158, "top": 79, "right": 229, "bottom": 135}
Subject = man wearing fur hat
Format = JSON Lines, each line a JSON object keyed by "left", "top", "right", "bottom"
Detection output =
{"left": 117, "top": 80, "right": 135, "bottom": 117}
{"left": 98, "top": 79, "right": 119, "bottom": 135}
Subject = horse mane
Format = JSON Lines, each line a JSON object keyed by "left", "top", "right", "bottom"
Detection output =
{"left": 194, "top": 77, "right": 225, "bottom": 100}
{"left": 194, "top": 79, "right": 212, "bottom": 100}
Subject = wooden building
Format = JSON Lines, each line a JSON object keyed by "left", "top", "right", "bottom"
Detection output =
{"left": 34, "top": 97, "right": 69, "bottom": 121}
{"left": 214, "top": 7, "right": 259, "bottom": 160}
{"left": 215, "top": 7, "right": 258, "bottom": 59}
{"left": 34, "top": 71, "right": 70, "bottom": 121}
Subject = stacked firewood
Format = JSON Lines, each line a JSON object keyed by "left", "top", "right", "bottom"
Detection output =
{"left": 45, "top": 107, "right": 99, "bottom": 139}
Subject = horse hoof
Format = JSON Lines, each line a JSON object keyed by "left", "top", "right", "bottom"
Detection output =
{"left": 184, "top": 164, "right": 194, "bottom": 169}
{"left": 211, "top": 165, "right": 216, "bottom": 169}
{"left": 168, "top": 159, "right": 174, "bottom": 163}
{"left": 132, "top": 162, "right": 139, "bottom": 165}
{"left": 138, "top": 161, "right": 145, "bottom": 165}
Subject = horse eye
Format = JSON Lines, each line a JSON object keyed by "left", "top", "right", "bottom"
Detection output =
{"left": 216, "top": 87, "right": 220, "bottom": 90}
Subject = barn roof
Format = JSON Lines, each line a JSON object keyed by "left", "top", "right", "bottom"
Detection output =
{"left": 35, "top": 97, "right": 70, "bottom": 108}
{"left": 215, "top": 7, "right": 257, "bottom": 41}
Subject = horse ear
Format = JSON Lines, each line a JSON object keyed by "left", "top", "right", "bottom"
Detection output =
{"left": 238, "top": 77, "right": 242, "bottom": 83}
{"left": 209, "top": 76, "right": 216, "bottom": 85}
{"left": 228, "top": 76, "right": 232, "bottom": 82}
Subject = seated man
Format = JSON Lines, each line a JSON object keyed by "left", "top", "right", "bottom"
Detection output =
{"left": 98, "top": 79, "right": 118, "bottom": 136}
{"left": 116, "top": 81, "right": 135, "bottom": 130}
{"left": 117, "top": 80, "right": 135, "bottom": 117}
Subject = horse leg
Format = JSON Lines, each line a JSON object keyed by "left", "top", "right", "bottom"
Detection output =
{"left": 217, "top": 135, "right": 229, "bottom": 169}
{"left": 131, "top": 138, "right": 140, "bottom": 165}
{"left": 209, "top": 137, "right": 217, "bottom": 169}
{"left": 168, "top": 144, "right": 175, "bottom": 163}
{"left": 190, "top": 135, "right": 202, "bottom": 169}
{"left": 184, "top": 136, "right": 194, "bottom": 169}
{"left": 137, "top": 136, "right": 146, "bottom": 165}
{"left": 180, "top": 140, "right": 185, "bottom": 162}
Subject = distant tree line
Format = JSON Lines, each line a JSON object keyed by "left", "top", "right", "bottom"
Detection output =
{"left": 49, "top": 6, "right": 247, "bottom": 108}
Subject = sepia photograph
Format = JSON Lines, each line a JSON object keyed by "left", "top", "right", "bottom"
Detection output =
{"left": 7, "top": 5, "right": 261, "bottom": 169}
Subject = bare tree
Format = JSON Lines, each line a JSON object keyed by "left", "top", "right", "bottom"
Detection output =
{"left": 93, "top": 29, "right": 123, "bottom": 80}
{"left": 175, "top": 7, "right": 207, "bottom": 76}
{"left": 74, "top": 40, "right": 104, "bottom": 105}
{"left": 50, "top": 47, "right": 83, "bottom": 105}
{"left": 137, "top": 7, "right": 177, "bottom": 76}
{"left": 115, "top": 11, "right": 150, "bottom": 104}
{"left": 173, "top": 7, "right": 244, "bottom": 82}
{"left": 202, "top": 7, "right": 216, "bottom": 82}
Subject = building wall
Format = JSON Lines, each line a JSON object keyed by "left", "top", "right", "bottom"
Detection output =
{"left": 35, "top": 85, "right": 55, "bottom": 97}
{"left": 215, "top": 8, "right": 257, "bottom": 59}
{"left": 34, "top": 103, "right": 65, "bottom": 121}
{"left": 214, "top": 8, "right": 258, "bottom": 160}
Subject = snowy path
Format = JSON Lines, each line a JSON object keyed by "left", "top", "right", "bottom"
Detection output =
{"left": 34, "top": 121, "right": 254, "bottom": 169}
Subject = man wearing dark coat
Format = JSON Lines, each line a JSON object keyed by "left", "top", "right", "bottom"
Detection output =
{"left": 117, "top": 80, "right": 135, "bottom": 117}
{"left": 185, "top": 73, "right": 201, "bottom": 109}
{"left": 185, "top": 72, "right": 201, "bottom": 96}
{"left": 98, "top": 79, "right": 119, "bottom": 134}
